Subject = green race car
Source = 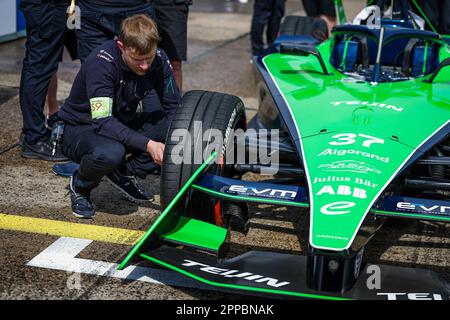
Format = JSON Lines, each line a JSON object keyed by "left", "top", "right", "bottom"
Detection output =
{"left": 119, "top": 0, "right": 450, "bottom": 300}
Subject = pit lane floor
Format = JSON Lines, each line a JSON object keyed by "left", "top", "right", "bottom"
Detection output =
{"left": 0, "top": 0, "right": 448, "bottom": 300}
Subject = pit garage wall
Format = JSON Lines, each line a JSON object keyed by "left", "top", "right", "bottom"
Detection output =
{"left": 0, "top": 0, "right": 26, "bottom": 43}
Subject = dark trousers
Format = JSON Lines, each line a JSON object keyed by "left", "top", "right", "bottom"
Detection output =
{"left": 250, "top": 0, "right": 285, "bottom": 56}
{"left": 414, "top": 0, "right": 450, "bottom": 35}
{"left": 301, "top": 0, "right": 336, "bottom": 18}
{"left": 76, "top": 1, "right": 156, "bottom": 62}
{"left": 61, "top": 110, "right": 168, "bottom": 194}
{"left": 19, "top": 0, "right": 69, "bottom": 145}
{"left": 154, "top": 0, "right": 189, "bottom": 61}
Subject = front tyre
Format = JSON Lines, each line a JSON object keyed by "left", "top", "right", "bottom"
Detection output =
{"left": 161, "top": 90, "right": 246, "bottom": 225}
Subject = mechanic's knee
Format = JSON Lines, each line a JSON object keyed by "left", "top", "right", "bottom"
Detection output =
{"left": 90, "top": 143, "right": 126, "bottom": 172}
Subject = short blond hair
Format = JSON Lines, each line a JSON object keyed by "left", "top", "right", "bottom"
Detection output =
{"left": 119, "top": 14, "right": 159, "bottom": 54}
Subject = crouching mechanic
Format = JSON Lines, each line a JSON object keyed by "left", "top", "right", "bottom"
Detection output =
{"left": 58, "top": 15, "right": 181, "bottom": 218}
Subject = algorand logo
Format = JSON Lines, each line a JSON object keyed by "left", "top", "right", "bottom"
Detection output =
{"left": 331, "top": 101, "right": 404, "bottom": 112}
{"left": 318, "top": 148, "right": 390, "bottom": 163}
{"left": 181, "top": 260, "right": 290, "bottom": 288}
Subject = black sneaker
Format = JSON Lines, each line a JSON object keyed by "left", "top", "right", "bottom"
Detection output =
{"left": 105, "top": 170, "right": 152, "bottom": 202}
{"left": 21, "top": 139, "right": 68, "bottom": 162}
{"left": 69, "top": 175, "right": 96, "bottom": 219}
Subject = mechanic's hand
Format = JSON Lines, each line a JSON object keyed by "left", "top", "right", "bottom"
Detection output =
{"left": 146, "top": 140, "right": 165, "bottom": 165}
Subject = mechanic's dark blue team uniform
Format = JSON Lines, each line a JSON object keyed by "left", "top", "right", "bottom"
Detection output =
{"left": 75, "top": 0, "right": 161, "bottom": 120}
{"left": 59, "top": 40, "right": 181, "bottom": 194}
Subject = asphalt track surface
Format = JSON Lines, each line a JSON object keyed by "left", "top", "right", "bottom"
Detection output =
{"left": 0, "top": 0, "right": 448, "bottom": 301}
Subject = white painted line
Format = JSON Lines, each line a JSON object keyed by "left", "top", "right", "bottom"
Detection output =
{"left": 27, "top": 237, "right": 210, "bottom": 290}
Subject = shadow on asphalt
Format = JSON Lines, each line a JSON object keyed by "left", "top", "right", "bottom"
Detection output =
{"left": 90, "top": 184, "right": 162, "bottom": 216}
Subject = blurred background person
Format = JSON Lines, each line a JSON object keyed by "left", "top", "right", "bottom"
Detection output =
{"left": 75, "top": 0, "right": 156, "bottom": 62}
{"left": 154, "top": 0, "right": 192, "bottom": 93}
{"left": 19, "top": 0, "right": 74, "bottom": 161}
{"left": 301, "top": 0, "right": 336, "bottom": 37}
{"left": 411, "top": 0, "right": 450, "bottom": 35}
{"left": 250, "top": 0, "right": 286, "bottom": 57}
{"left": 45, "top": 28, "right": 78, "bottom": 128}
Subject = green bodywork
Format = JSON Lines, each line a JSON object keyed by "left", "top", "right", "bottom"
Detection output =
{"left": 263, "top": 37, "right": 450, "bottom": 251}
{"left": 161, "top": 216, "right": 227, "bottom": 251}
{"left": 118, "top": 151, "right": 224, "bottom": 270}
{"left": 116, "top": 3, "right": 450, "bottom": 299}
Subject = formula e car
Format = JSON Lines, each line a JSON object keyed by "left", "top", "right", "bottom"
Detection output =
{"left": 119, "top": 0, "right": 450, "bottom": 300}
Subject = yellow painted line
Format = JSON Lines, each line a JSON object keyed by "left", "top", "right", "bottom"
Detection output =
{"left": 0, "top": 213, "right": 144, "bottom": 245}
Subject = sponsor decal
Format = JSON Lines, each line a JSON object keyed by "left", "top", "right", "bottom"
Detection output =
{"left": 320, "top": 201, "right": 356, "bottom": 215}
{"left": 329, "top": 133, "right": 384, "bottom": 148}
{"left": 313, "top": 176, "right": 351, "bottom": 184}
{"left": 316, "top": 185, "right": 367, "bottom": 199}
{"left": 319, "top": 160, "right": 381, "bottom": 175}
{"left": 315, "top": 234, "right": 349, "bottom": 241}
{"left": 181, "top": 259, "right": 290, "bottom": 288}
{"left": 377, "top": 293, "right": 448, "bottom": 300}
{"left": 313, "top": 176, "right": 378, "bottom": 188}
{"left": 331, "top": 101, "right": 403, "bottom": 112}
{"left": 354, "top": 177, "right": 378, "bottom": 188}
{"left": 396, "top": 202, "right": 450, "bottom": 216}
{"left": 318, "top": 148, "right": 390, "bottom": 163}
{"left": 226, "top": 185, "right": 297, "bottom": 200}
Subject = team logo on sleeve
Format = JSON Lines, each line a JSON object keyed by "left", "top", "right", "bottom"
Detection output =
{"left": 96, "top": 50, "right": 114, "bottom": 62}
